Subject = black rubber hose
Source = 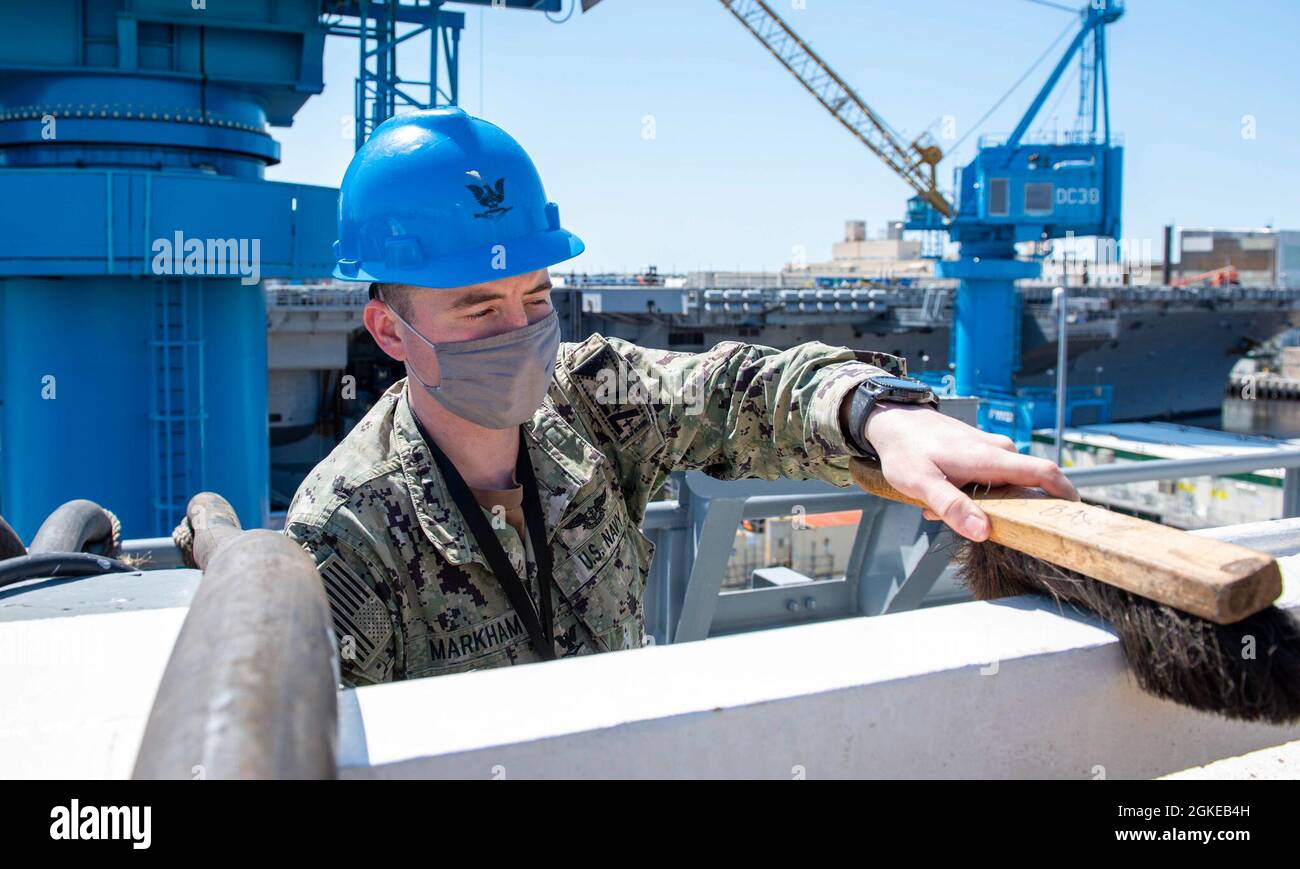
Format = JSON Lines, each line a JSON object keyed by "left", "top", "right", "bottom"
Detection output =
{"left": 172, "top": 492, "right": 242, "bottom": 570}
{"left": 0, "top": 551, "right": 135, "bottom": 590}
{"left": 0, "top": 514, "right": 23, "bottom": 560}
{"left": 28, "top": 499, "right": 120, "bottom": 556}
{"left": 133, "top": 529, "right": 337, "bottom": 780}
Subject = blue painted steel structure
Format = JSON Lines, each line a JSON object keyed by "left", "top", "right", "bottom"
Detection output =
{"left": 324, "top": 1, "right": 563, "bottom": 150}
{"left": 916, "top": 1, "right": 1126, "bottom": 445}
{"left": 0, "top": 0, "right": 587, "bottom": 540}
{"left": 0, "top": 0, "right": 338, "bottom": 540}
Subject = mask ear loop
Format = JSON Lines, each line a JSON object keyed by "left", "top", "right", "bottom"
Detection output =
{"left": 386, "top": 304, "right": 444, "bottom": 392}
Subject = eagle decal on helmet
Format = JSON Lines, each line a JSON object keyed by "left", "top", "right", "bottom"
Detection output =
{"left": 466, "top": 176, "right": 513, "bottom": 219}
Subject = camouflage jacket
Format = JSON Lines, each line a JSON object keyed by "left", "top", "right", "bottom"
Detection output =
{"left": 284, "top": 334, "right": 903, "bottom": 686}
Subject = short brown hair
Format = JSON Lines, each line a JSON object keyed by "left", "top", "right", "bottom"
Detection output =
{"left": 370, "top": 282, "right": 415, "bottom": 318}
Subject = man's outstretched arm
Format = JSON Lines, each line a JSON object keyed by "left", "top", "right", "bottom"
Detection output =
{"left": 561, "top": 336, "right": 898, "bottom": 510}
{"left": 562, "top": 334, "right": 1076, "bottom": 540}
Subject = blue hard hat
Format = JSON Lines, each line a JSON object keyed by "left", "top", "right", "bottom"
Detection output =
{"left": 333, "top": 107, "right": 584, "bottom": 288}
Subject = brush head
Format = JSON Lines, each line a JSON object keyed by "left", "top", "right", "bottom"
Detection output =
{"left": 955, "top": 540, "right": 1300, "bottom": 725}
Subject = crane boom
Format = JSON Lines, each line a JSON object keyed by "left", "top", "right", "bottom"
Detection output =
{"left": 719, "top": 0, "right": 953, "bottom": 218}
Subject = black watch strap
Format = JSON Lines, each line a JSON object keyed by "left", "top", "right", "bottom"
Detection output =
{"left": 846, "top": 383, "right": 880, "bottom": 459}
{"left": 844, "top": 376, "right": 938, "bottom": 459}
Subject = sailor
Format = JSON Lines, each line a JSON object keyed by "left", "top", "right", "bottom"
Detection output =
{"left": 285, "top": 107, "right": 1077, "bottom": 686}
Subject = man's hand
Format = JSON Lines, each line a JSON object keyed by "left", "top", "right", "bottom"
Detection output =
{"left": 862, "top": 403, "right": 1078, "bottom": 542}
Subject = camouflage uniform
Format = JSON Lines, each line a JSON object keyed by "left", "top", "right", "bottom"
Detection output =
{"left": 285, "top": 334, "right": 903, "bottom": 686}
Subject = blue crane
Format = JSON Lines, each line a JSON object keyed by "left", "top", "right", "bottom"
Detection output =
{"left": 722, "top": 0, "right": 1126, "bottom": 447}
{"left": 325, "top": 1, "right": 569, "bottom": 150}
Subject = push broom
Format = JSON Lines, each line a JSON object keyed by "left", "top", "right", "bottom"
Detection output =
{"left": 849, "top": 458, "right": 1300, "bottom": 724}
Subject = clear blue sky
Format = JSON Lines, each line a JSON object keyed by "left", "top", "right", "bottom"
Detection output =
{"left": 267, "top": 0, "right": 1300, "bottom": 273}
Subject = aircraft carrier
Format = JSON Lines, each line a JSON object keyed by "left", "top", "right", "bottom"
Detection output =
{"left": 265, "top": 272, "right": 1300, "bottom": 508}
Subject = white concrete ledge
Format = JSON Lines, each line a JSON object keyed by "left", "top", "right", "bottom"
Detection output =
{"left": 339, "top": 562, "right": 1300, "bottom": 779}
{"left": 4, "top": 526, "right": 1299, "bottom": 779}
{"left": 0, "top": 607, "right": 189, "bottom": 779}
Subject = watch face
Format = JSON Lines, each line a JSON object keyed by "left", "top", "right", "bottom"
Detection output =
{"left": 870, "top": 375, "right": 929, "bottom": 394}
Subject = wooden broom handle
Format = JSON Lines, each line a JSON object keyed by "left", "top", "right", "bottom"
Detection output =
{"left": 849, "top": 458, "right": 1282, "bottom": 624}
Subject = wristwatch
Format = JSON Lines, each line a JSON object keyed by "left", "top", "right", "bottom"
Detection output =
{"left": 843, "top": 375, "right": 939, "bottom": 459}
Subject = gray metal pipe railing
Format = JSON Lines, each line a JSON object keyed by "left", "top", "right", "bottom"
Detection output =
{"left": 740, "top": 491, "right": 867, "bottom": 519}
{"left": 133, "top": 493, "right": 338, "bottom": 780}
{"left": 1052, "top": 285, "right": 1068, "bottom": 466}
{"left": 643, "top": 500, "right": 682, "bottom": 530}
{"left": 116, "top": 536, "right": 186, "bottom": 570}
{"left": 642, "top": 450, "right": 1300, "bottom": 631}
{"left": 1063, "top": 446, "right": 1300, "bottom": 486}
{"left": 642, "top": 448, "right": 1300, "bottom": 529}
{"left": 120, "top": 450, "right": 1300, "bottom": 574}
{"left": 1065, "top": 446, "right": 1300, "bottom": 519}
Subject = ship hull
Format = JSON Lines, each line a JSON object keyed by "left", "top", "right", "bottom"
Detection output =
{"left": 556, "top": 295, "right": 1296, "bottom": 423}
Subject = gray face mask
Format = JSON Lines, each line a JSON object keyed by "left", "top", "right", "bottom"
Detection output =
{"left": 390, "top": 307, "right": 561, "bottom": 429}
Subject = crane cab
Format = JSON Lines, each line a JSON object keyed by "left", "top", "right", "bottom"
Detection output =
{"left": 949, "top": 137, "right": 1123, "bottom": 245}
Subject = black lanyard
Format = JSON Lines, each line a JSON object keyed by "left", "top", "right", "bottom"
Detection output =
{"left": 420, "top": 424, "right": 556, "bottom": 661}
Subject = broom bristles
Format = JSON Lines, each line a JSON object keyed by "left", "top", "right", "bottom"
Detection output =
{"left": 954, "top": 540, "right": 1300, "bottom": 724}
